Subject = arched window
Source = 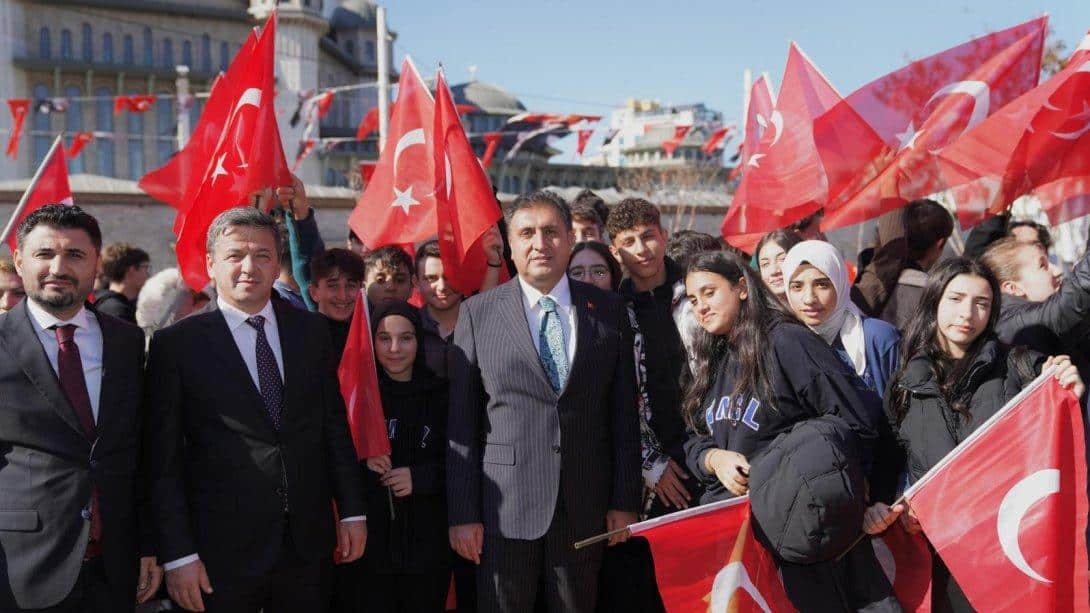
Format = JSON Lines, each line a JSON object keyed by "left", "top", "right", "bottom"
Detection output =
{"left": 38, "top": 27, "right": 50, "bottom": 59}
{"left": 60, "top": 29, "right": 73, "bottom": 60}
{"left": 181, "top": 40, "right": 192, "bottom": 68}
{"left": 219, "top": 42, "right": 229, "bottom": 70}
{"left": 142, "top": 28, "right": 153, "bottom": 66}
{"left": 123, "top": 35, "right": 134, "bottom": 65}
{"left": 65, "top": 85, "right": 84, "bottom": 173}
{"left": 201, "top": 34, "right": 211, "bottom": 73}
{"left": 102, "top": 33, "right": 113, "bottom": 64}
{"left": 32, "top": 84, "right": 51, "bottom": 166}
{"left": 162, "top": 38, "right": 173, "bottom": 68}
{"left": 156, "top": 93, "right": 174, "bottom": 165}
{"left": 95, "top": 87, "right": 115, "bottom": 176}
{"left": 81, "top": 23, "right": 92, "bottom": 62}
{"left": 127, "top": 92, "right": 144, "bottom": 179}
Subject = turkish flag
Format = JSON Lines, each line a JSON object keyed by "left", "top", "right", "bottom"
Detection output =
{"left": 702, "top": 125, "right": 734, "bottom": 155}
{"left": 633, "top": 498, "right": 795, "bottom": 612}
{"left": 356, "top": 107, "right": 381, "bottom": 141}
{"left": 293, "top": 139, "right": 317, "bottom": 172}
{"left": 6, "top": 99, "right": 29, "bottom": 159}
{"left": 338, "top": 291, "right": 391, "bottom": 460}
{"left": 816, "top": 16, "right": 1047, "bottom": 231}
{"left": 139, "top": 35, "right": 256, "bottom": 223}
{"left": 4, "top": 136, "right": 72, "bottom": 250}
{"left": 662, "top": 125, "right": 691, "bottom": 156}
{"left": 576, "top": 128, "right": 594, "bottom": 156}
{"left": 67, "top": 132, "right": 94, "bottom": 159}
{"left": 433, "top": 71, "right": 506, "bottom": 296}
{"left": 729, "top": 74, "right": 776, "bottom": 181}
{"left": 940, "top": 32, "right": 1090, "bottom": 226}
{"left": 171, "top": 13, "right": 292, "bottom": 290}
{"left": 721, "top": 43, "right": 841, "bottom": 250}
{"left": 904, "top": 374, "right": 1089, "bottom": 612}
{"left": 480, "top": 132, "right": 503, "bottom": 169}
{"left": 871, "top": 524, "right": 932, "bottom": 613}
{"left": 359, "top": 161, "right": 377, "bottom": 186}
{"left": 113, "top": 94, "right": 156, "bottom": 114}
{"left": 348, "top": 59, "right": 436, "bottom": 249}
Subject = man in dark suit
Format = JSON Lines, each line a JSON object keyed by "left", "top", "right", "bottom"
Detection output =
{"left": 144, "top": 206, "right": 366, "bottom": 612}
{"left": 447, "top": 190, "right": 642, "bottom": 612}
{"left": 0, "top": 204, "right": 160, "bottom": 611}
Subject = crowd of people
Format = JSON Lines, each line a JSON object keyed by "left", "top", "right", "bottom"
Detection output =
{"left": 0, "top": 183, "right": 1087, "bottom": 613}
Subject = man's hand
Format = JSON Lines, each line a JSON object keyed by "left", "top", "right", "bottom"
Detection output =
{"left": 653, "top": 459, "right": 692, "bottom": 510}
{"left": 336, "top": 520, "right": 367, "bottom": 563}
{"left": 606, "top": 510, "right": 637, "bottom": 547}
{"left": 862, "top": 502, "right": 904, "bottom": 535}
{"left": 381, "top": 467, "right": 413, "bottom": 497}
{"left": 166, "top": 559, "right": 213, "bottom": 612}
{"left": 482, "top": 225, "right": 504, "bottom": 266}
{"left": 449, "top": 523, "right": 484, "bottom": 564}
{"left": 705, "top": 449, "right": 750, "bottom": 497}
{"left": 135, "top": 556, "right": 163, "bottom": 604}
{"left": 276, "top": 174, "right": 311, "bottom": 219}
{"left": 366, "top": 454, "right": 392, "bottom": 474}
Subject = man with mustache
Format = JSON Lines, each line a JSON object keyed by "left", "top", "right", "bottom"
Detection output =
{"left": 0, "top": 204, "right": 160, "bottom": 611}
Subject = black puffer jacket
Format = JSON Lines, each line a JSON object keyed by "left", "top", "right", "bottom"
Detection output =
{"left": 890, "top": 338, "right": 1042, "bottom": 483}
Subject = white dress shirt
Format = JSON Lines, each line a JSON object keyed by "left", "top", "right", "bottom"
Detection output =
{"left": 519, "top": 275, "right": 577, "bottom": 363}
{"left": 26, "top": 300, "right": 103, "bottom": 422}
{"left": 165, "top": 297, "right": 362, "bottom": 572}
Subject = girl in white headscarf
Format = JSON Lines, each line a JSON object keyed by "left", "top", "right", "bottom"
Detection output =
{"left": 781, "top": 241, "right": 901, "bottom": 398}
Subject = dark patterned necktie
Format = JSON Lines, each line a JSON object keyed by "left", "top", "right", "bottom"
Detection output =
{"left": 245, "top": 316, "right": 284, "bottom": 430}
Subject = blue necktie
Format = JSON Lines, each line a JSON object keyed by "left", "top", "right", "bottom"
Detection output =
{"left": 538, "top": 296, "right": 569, "bottom": 392}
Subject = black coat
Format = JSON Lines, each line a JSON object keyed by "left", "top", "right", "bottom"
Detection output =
{"left": 0, "top": 301, "right": 148, "bottom": 610}
{"left": 363, "top": 371, "right": 451, "bottom": 573}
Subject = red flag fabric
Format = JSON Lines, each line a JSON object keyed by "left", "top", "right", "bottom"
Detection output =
{"left": 356, "top": 107, "right": 381, "bottom": 141}
{"left": 740, "top": 75, "right": 776, "bottom": 169}
{"left": 66, "top": 132, "right": 94, "bottom": 159}
{"left": 359, "top": 161, "right": 377, "bottom": 185}
{"left": 871, "top": 524, "right": 933, "bottom": 612}
{"left": 904, "top": 374, "right": 1089, "bottom": 612}
{"left": 314, "top": 91, "right": 334, "bottom": 119}
{"left": 171, "top": 14, "right": 292, "bottom": 290}
{"left": 633, "top": 498, "right": 794, "bottom": 612}
{"left": 433, "top": 70, "right": 506, "bottom": 295}
{"left": 348, "top": 58, "right": 437, "bottom": 249}
{"left": 293, "top": 139, "right": 317, "bottom": 172}
{"left": 4, "top": 137, "right": 72, "bottom": 250}
{"left": 662, "top": 125, "right": 691, "bottom": 156}
{"left": 139, "top": 35, "right": 254, "bottom": 220}
{"left": 940, "top": 32, "right": 1090, "bottom": 226}
{"left": 721, "top": 43, "right": 841, "bottom": 249}
{"left": 113, "top": 94, "right": 156, "bottom": 114}
{"left": 481, "top": 132, "right": 503, "bottom": 169}
{"left": 337, "top": 291, "right": 391, "bottom": 460}
{"left": 816, "top": 17, "right": 1047, "bottom": 230}
{"left": 576, "top": 128, "right": 594, "bottom": 156}
{"left": 6, "top": 99, "right": 29, "bottom": 159}
{"left": 701, "top": 125, "right": 734, "bottom": 155}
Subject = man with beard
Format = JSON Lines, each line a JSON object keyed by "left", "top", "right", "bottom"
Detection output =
{"left": 0, "top": 204, "right": 160, "bottom": 611}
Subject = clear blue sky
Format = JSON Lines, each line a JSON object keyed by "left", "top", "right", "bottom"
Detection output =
{"left": 387, "top": 0, "right": 1088, "bottom": 159}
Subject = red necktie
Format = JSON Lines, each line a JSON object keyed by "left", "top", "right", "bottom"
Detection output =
{"left": 51, "top": 324, "right": 101, "bottom": 543}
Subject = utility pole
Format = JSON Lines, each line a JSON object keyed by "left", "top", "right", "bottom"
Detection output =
{"left": 175, "top": 65, "right": 190, "bottom": 149}
{"left": 376, "top": 6, "right": 389, "bottom": 152}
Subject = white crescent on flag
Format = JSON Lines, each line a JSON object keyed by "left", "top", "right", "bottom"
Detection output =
{"left": 996, "top": 468, "right": 1059, "bottom": 584}
{"left": 709, "top": 562, "right": 773, "bottom": 613}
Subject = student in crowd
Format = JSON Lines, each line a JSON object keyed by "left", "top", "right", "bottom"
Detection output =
{"left": 568, "top": 241, "right": 622, "bottom": 292}
{"left": 663, "top": 230, "right": 721, "bottom": 270}
{"left": 266, "top": 179, "right": 325, "bottom": 310}
{"left": 0, "top": 256, "right": 26, "bottom": 312}
{"left": 754, "top": 230, "right": 803, "bottom": 305}
{"left": 852, "top": 199, "right": 954, "bottom": 330}
{"left": 865, "top": 257, "right": 1083, "bottom": 611}
{"left": 94, "top": 242, "right": 150, "bottom": 323}
{"left": 680, "top": 250, "right": 895, "bottom": 611}
{"left": 347, "top": 230, "right": 369, "bottom": 257}
{"left": 135, "top": 268, "right": 209, "bottom": 341}
{"left": 963, "top": 211, "right": 1056, "bottom": 259}
{"left": 416, "top": 240, "right": 463, "bottom": 342}
{"left": 359, "top": 301, "right": 452, "bottom": 612}
{"left": 309, "top": 248, "right": 366, "bottom": 355}
{"left": 571, "top": 189, "right": 609, "bottom": 243}
{"left": 364, "top": 245, "right": 415, "bottom": 308}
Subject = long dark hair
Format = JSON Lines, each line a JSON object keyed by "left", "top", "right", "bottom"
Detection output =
{"left": 888, "top": 257, "right": 1002, "bottom": 426}
{"left": 681, "top": 250, "right": 799, "bottom": 432}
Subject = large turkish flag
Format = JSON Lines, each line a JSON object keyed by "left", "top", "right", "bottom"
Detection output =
{"left": 905, "top": 374, "right": 1089, "bottom": 612}
{"left": 338, "top": 291, "right": 390, "bottom": 460}
{"left": 3, "top": 136, "right": 72, "bottom": 251}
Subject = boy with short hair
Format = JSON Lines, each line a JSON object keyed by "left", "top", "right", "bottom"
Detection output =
{"left": 363, "top": 245, "right": 414, "bottom": 307}
{"left": 309, "top": 248, "right": 366, "bottom": 355}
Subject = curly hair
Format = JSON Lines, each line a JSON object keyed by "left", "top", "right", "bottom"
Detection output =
{"left": 605, "top": 197, "right": 661, "bottom": 239}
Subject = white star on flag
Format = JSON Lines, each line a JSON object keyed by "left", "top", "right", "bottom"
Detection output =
{"left": 747, "top": 153, "right": 765, "bottom": 168}
{"left": 210, "top": 153, "right": 228, "bottom": 185}
{"left": 895, "top": 122, "right": 924, "bottom": 150}
{"left": 390, "top": 185, "right": 420, "bottom": 214}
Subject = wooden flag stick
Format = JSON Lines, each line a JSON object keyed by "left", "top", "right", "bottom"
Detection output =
{"left": 573, "top": 526, "right": 630, "bottom": 550}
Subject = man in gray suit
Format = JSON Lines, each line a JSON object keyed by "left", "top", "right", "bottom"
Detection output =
{"left": 447, "top": 190, "right": 641, "bottom": 612}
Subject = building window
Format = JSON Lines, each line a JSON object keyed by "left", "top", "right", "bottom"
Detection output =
{"left": 102, "top": 33, "right": 113, "bottom": 64}
{"left": 182, "top": 40, "right": 192, "bottom": 68}
{"left": 60, "top": 29, "right": 73, "bottom": 60}
{"left": 162, "top": 38, "right": 173, "bottom": 68}
{"left": 127, "top": 92, "right": 144, "bottom": 179}
{"left": 81, "top": 23, "right": 92, "bottom": 62}
{"left": 32, "top": 84, "right": 51, "bottom": 167}
{"left": 143, "top": 28, "right": 153, "bottom": 66}
{"left": 95, "top": 87, "right": 115, "bottom": 177}
{"left": 201, "top": 34, "right": 211, "bottom": 73}
{"left": 38, "top": 27, "right": 50, "bottom": 59}
{"left": 65, "top": 85, "right": 84, "bottom": 173}
{"left": 219, "top": 42, "right": 229, "bottom": 71}
{"left": 123, "top": 35, "right": 134, "bottom": 65}
{"left": 345, "top": 39, "right": 354, "bottom": 59}
{"left": 365, "top": 40, "right": 375, "bottom": 61}
{"left": 156, "top": 94, "right": 174, "bottom": 165}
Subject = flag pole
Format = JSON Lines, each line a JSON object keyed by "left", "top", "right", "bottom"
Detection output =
{"left": 0, "top": 135, "right": 65, "bottom": 246}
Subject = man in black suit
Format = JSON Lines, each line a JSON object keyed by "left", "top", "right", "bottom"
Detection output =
{"left": 447, "top": 190, "right": 642, "bottom": 612}
{"left": 144, "top": 207, "right": 366, "bottom": 612}
{"left": 0, "top": 204, "right": 160, "bottom": 611}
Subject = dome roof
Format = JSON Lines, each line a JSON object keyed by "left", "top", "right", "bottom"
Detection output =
{"left": 450, "top": 81, "right": 525, "bottom": 115}
{"left": 330, "top": 0, "right": 377, "bottom": 30}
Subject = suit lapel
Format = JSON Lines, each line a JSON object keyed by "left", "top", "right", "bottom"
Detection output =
{"left": 559, "top": 282, "right": 597, "bottom": 397}
{"left": 273, "top": 300, "right": 303, "bottom": 420}
{"left": 0, "top": 301, "right": 87, "bottom": 440}
{"left": 199, "top": 309, "right": 274, "bottom": 435}
{"left": 92, "top": 308, "right": 124, "bottom": 440}
{"left": 498, "top": 280, "right": 554, "bottom": 390}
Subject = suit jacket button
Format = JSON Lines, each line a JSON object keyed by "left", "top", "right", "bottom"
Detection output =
{"left": 552, "top": 445, "right": 561, "bottom": 454}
